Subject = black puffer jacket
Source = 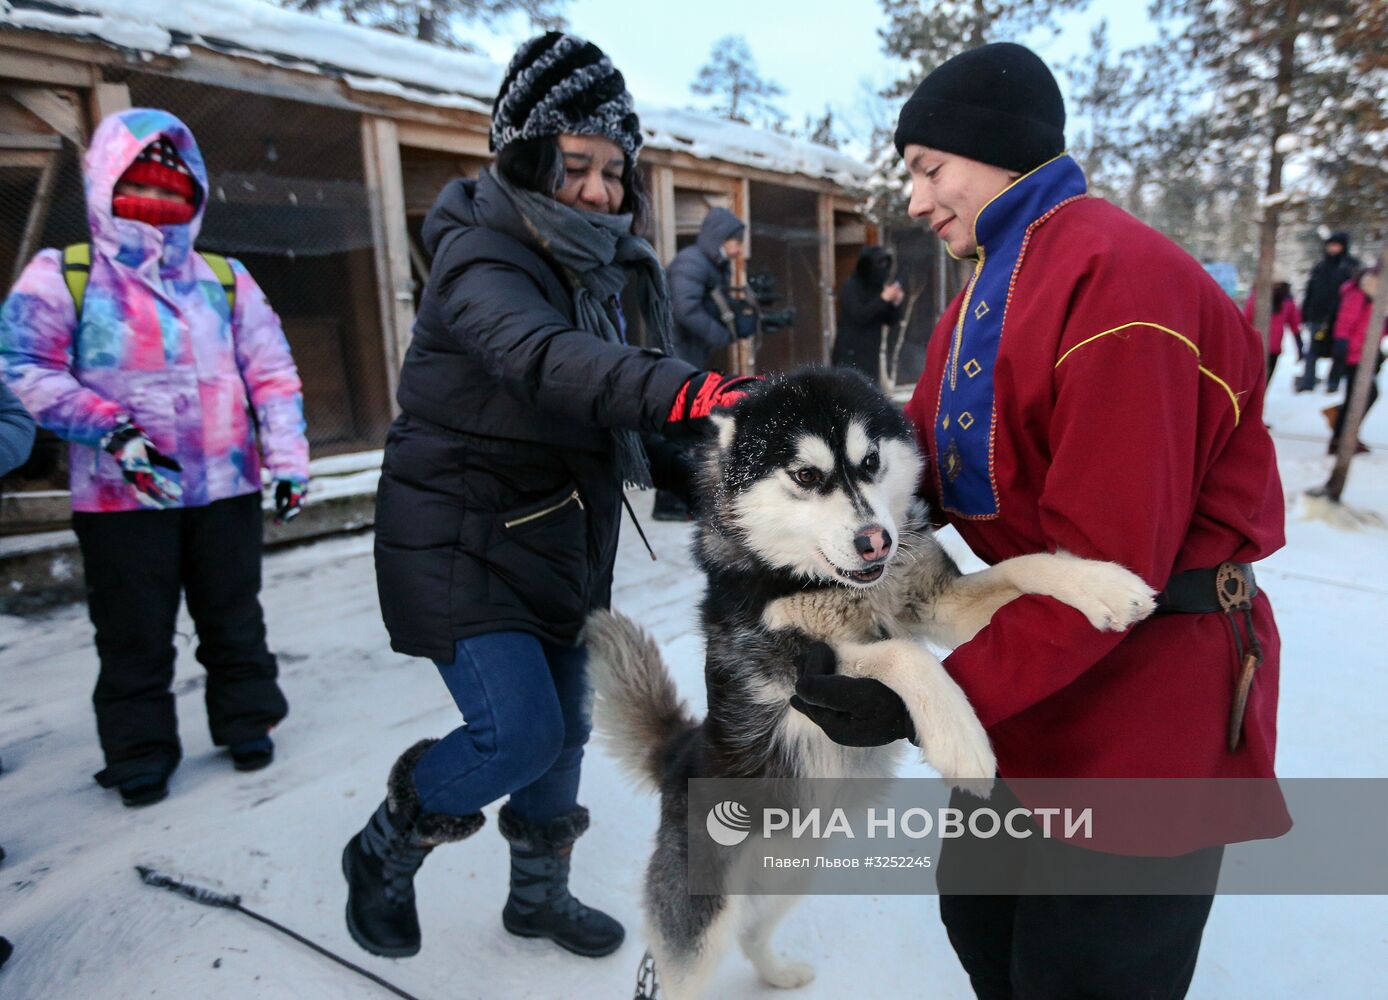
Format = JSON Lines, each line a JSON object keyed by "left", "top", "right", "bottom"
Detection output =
{"left": 668, "top": 207, "right": 744, "bottom": 367}
{"left": 375, "top": 176, "right": 697, "bottom": 661}
{"left": 1302, "top": 232, "right": 1360, "bottom": 331}
{"left": 832, "top": 246, "right": 900, "bottom": 377}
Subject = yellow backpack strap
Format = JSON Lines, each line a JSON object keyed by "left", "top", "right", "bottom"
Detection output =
{"left": 199, "top": 252, "right": 237, "bottom": 317}
{"left": 62, "top": 243, "right": 92, "bottom": 316}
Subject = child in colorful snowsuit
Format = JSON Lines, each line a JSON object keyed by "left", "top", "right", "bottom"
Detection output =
{"left": 0, "top": 108, "right": 310, "bottom": 807}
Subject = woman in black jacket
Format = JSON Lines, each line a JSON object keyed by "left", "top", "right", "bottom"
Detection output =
{"left": 342, "top": 33, "right": 748, "bottom": 962}
{"left": 831, "top": 245, "right": 903, "bottom": 379}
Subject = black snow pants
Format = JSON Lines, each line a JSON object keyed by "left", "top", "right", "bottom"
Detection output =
{"left": 1332, "top": 354, "right": 1384, "bottom": 445}
{"left": 936, "top": 783, "right": 1223, "bottom": 1000}
{"left": 73, "top": 493, "right": 288, "bottom": 786}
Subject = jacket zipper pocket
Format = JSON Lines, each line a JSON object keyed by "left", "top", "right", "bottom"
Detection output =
{"left": 503, "top": 489, "right": 584, "bottom": 529}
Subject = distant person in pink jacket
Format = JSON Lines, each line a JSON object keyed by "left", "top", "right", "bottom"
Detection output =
{"left": 0, "top": 109, "right": 310, "bottom": 807}
{"left": 1325, "top": 266, "right": 1384, "bottom": 455}
{"left": 1243, "top": 280, "right": 1302, "bottom": 385}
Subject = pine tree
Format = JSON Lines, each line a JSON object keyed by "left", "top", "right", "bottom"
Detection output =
{"left": 1150, "top": 0, "right": 1383, "bottom": 338}
{"left": 1307, "top": 2, "right": 1388, "bottom": 227}
{"left": 878, "top": 0, "right": 1090, "bottom": 100}
{"left": 1120, "top": 46, "right": 1264, "bottom": 277}
{"left": 282, "top": 0, "right": 564, "bottom": 49}
{"left": 1063, "top": 20, "right": 1138, "bottom": 204}
{"left": 806, "top": 106, "right": 842, "bottom": 149}
{"left": 867, "top": 0, "right": 1090, "bottom": 227}
{"left": 689, "top": 35, "right": 787, "bottom": 127}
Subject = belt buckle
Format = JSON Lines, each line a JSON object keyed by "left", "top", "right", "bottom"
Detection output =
{"left": 1216, "top": 561, "right": 1252, "bottom": 613}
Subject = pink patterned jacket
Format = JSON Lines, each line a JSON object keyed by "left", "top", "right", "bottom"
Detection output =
{"left": 0, "top": 108, "right": 308, "bottom": 513}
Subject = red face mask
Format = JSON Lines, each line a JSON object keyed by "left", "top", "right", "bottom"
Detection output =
{"left": 113, "top": 156, "right": 198, "bottom": 226}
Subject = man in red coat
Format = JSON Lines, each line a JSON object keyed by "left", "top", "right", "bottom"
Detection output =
{"left": 791, "top": 43, "right": 1288, "bottom": 999}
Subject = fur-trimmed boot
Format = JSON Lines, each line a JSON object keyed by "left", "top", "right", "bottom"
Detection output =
{"left": 342, "top": 739, "right": 484, "bottom": 958}
{"left": 498, "top": 803, "right": 625, "bottom": 957}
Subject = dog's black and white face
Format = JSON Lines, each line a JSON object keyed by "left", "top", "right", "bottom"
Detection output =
{"left": 706, "top": 369, "right": 923, "bottom": 588}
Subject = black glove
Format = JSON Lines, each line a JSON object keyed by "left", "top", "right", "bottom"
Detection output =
{"left": 789, "top": 641, "right": 916, "bottom": 747}
{"left": 642, "top": 434, "right": 699, "bottom": 506}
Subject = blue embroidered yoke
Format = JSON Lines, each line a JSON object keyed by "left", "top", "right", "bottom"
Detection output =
{"left": 935, "top": 155, "right": 1088, "bottom": 518}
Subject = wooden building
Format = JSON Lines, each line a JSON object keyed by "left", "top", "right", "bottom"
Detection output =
{"left": 1, "top": 0, "right": 872, "bottom": 493}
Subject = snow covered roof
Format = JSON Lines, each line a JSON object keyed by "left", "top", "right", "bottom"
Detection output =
{"left": 0, "top": 0, "right": 870, "bottom": 188}
{"left": 636, "top": 106, "right": 869, "bottom": 189}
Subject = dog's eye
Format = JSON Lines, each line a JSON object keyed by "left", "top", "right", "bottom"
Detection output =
{"left": 862, "top": 449, "right": 880, "bottom": 474}
{"left": 793, "top": 468, "right": 823, "bottom": 488}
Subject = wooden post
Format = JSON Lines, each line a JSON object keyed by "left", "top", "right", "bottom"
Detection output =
{"left": 1316, "top": 243, "right": 1387, "bottom": 502}
{"left": 360, "top": 116, "right": 414, "bottom": 409}
{"left": 88, "top": 77, "right": 130, "bottom": 131}
{"left": 5, "top": 84, "right": 87, "bottom": 148}
{"left": 732, "top": 177, "right": 754, "bottom": 375}
{"left": 818, "top": 192, "right": 835, "bottom": 366}
{"left": 11, "top": 148, "right": 59, "bottom": 287}
{"left": 648, "top": 164, "right": 677, "bottom": 265}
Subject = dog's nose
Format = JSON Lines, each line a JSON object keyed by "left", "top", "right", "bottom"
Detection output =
{"left": 853, "top": 525, "right": 893, "bottom": 563}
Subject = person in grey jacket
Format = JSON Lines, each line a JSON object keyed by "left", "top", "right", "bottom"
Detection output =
{"left": 668, "top": 206, "right": 746, "bottom": 368}
{"left": 0, "top": 380, "right": 35, "bottom": 477}
{"left": 652, "top": 207, "right": 748, "bottom": 519}
{"left": 342, "top": 32, "right": 751, "bottom": 966}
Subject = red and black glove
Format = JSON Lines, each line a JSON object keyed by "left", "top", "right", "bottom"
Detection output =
{"left": 664, "top": 371, "right": 758, "bottom": 437}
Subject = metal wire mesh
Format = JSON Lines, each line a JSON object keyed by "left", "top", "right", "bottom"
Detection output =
{"left": 126, "top": 72, "right": 392, "bottom": 458}
{"left": 885, "top": 227, "right": 954, "bottom": 387}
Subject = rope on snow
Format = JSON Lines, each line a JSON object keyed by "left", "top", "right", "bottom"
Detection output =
{"left": 135, "top": 866, "right": 424, "bottom": 1000}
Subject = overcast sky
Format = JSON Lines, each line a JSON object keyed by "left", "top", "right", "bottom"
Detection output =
{"left": 468, "top": 0, "right": 1161, "bottom": 145}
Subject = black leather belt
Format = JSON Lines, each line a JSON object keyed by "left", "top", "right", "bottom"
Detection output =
{"left": 1155, "top": 561, "right": 1258, "bottom": 613}
{"left": 1155, "top": 561, "right": 1262, "bottom": 752}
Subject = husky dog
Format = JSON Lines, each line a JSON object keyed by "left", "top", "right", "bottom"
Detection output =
{"left": 586, "top": 369, "right": 1154, "bottom": 1000}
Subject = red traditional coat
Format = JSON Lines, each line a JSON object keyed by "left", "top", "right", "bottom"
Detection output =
{"left": 904, "top": 156, "right": 1289, "bottom": 851}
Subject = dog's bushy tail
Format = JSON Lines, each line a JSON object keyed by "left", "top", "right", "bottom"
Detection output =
{"left": 584, "top": 610, "right": 696, "bottom": 791}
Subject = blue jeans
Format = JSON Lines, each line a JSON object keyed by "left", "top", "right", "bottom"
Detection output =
{"left": 410, "top": 631, "right": 591, "bottom": 823}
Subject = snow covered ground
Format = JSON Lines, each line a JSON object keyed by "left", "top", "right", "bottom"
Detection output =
{"left": 2, "top": 370, "right": 1385, "bottom": 1000}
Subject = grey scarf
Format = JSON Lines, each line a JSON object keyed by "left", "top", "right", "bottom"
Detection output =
{"left": 483, "top": 167, "right": 676, "bottom": 488}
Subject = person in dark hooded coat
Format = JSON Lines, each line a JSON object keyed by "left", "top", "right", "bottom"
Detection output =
{"left": 1297, "top": 230, "right": 1360, "bottom": 392}
{"left": 341, "top": 33, "right": 751, "bottom": 965}
{"left": 832, "top": 245, "right": 904, "bottom": 378}
{"left": 650, "top": 206, "right": 748, "bottom": 520}
{"left": 667, "top": 206, "right": 746, "bottom": 368}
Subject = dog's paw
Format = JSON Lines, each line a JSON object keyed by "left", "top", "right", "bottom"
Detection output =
{"left": 1047, "top": 558, "right": 1156, "bottom": 632}
{"left": 951, "top": 775, "right": 997, "bottom": 799}
{"left": 759, "top": 958, "right": 816, "bottom": 989}
{"left": 927, "top": 729, "right": 997, "bottom": 791}
{"left": 917, "top": 703, "right": 996, "bottom": 791}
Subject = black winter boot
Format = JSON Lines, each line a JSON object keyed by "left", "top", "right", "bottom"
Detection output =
{"left": 342, "top": 740, "right": 484, "bottom": 958}
{"left": 498, "top": 803, "right": 625, "bottom": 957}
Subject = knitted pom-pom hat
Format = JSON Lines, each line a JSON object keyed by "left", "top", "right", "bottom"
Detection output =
{"left": 490, "top": 32, "right": 642, "bottom": 158}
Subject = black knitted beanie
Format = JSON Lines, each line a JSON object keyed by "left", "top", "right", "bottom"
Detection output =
{"left": 894, "top": 42, "right": 1065, "bottom": 173}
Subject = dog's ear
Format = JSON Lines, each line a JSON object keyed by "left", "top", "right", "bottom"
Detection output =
{"left": 710, "top": 412, "right": 737, "bottom": 452}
